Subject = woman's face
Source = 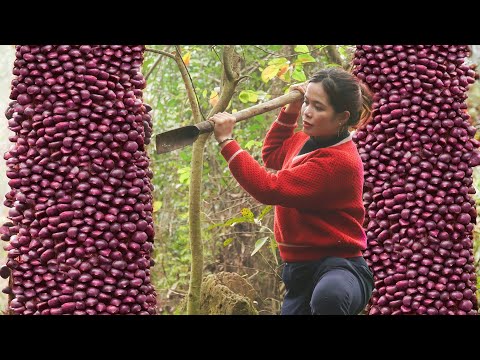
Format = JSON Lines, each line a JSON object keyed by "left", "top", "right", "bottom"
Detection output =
{"left": 301, "top": 82, "right": 349, "bottom": 138}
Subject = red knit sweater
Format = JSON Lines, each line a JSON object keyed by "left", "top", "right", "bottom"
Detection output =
{"left": 220, "top": 108, "right": 367, "bottom": 262}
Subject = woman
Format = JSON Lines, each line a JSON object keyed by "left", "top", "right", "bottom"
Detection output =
{"left": 210, "top": 67, "right": 375, "bottom": 315}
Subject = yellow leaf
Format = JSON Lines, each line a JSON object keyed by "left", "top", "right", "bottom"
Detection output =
{"left": 261, "top": 65, "right": 280, "bottom": 83}
{"left": 240, "top": 208, "right": 254, "bottom": 220}
{"left": 153, "top": 201, "right": 162, "bottom": 212}
{"left": 182, "top": 52, "right": 191, "bottom": 66}
{"left": 209, "top": 90, "right": 219, "bottom": 107}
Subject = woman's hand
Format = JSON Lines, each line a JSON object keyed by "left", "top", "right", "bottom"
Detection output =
{"left": 284, "top": 82, "right": 307, "bottom": 114}
{"left": 210, "top": 112, "right": 236, "bottom": 143}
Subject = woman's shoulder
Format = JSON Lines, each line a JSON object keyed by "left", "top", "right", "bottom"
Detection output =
{"left": 333, "top": 140, "right": 363, "bottom": 160}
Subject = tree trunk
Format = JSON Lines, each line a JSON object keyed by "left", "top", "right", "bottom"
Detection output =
{"left": 187, "top": 46, "right": 242, "bottom": 314}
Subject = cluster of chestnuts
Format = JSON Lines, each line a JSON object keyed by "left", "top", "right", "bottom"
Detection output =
{"left": 352, "top": 45, "right": 479, "bottom": 315}
{"left": 1, "top": 45, "right": 156, "bottom": 315}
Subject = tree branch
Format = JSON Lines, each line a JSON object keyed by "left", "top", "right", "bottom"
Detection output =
{"left": 187, "top": 45, "right": 242, "bottom": 315}
{"left": 145, "top": 46, "right": 172, "bottom": 81}
{"left": 324, "top": 45, "right": 345, "bottom": 68}
{"left": 223, "top": 45, "right": 236, "bottom": 82}
{"left": 208, "top": 45, "right": 242, "bottom": 117}
{"left": 145, "top": 47, "right": 175, "bottom": 59}
{"left": 253, "top": 45, "right": 317, "bottom": 58}
{"left": 173, "top": 46, "right": 203, "bottom": 124}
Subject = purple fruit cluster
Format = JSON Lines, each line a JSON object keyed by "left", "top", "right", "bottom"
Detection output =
{"left": 352, "top": 45, "right": 479, "bottom": 315}
{"left": 1, "top": 45, "right": 156, "bottom": 315}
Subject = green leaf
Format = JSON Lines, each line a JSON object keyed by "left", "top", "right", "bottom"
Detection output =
{"left": 178, "top": 166, "right": 191, "bottom": 174}
{"left": 251, "top": 237, "right": 269, "bottom": 256}
{"left": 253, "top": 114, "right": 265, "bottom": 122}
{"left": 258, "top": 205, "right": 273, "bottom": 221}
{"left": 180, "top": 151, "right": 191, "bottom": 162}
{"left": 244, "top": 140, "right": 263, "bottom": 150}
{"left": 179, "top": 172, "right": 190, "bottom": 184}
{"left": 244, "top": 140, "right": 256, "bottom": 149}
{"left": 153, "top": 201, "right": 162, "bottom": 212}
{"left": 224, "top": 216, "right": 253, "bottom": 227}
{"left": 247, "top": 91, "right": 257, "bottom": 102}
{"left": 294, "top": 45, "right": 309, "bottom": 53}
{"left": 268, "top": 57, "right": 288, "bottom": 66}
{"left": 297, "top": 54, "right": 316, "bottom": 63}
{"left": 261, "top": 64, "right": 280, "bottom": 83}
{"left": 202, "top": 89, "right": 207, "bottom": 98}
{"left": 292, "top": 66, "right": 307, "bottom": 82}
{"left": 178, "top": 166, "right": 191, "bottom": 184}
{"left": 238, "top": 90, "right": 258, "bottom": 104}
{"left": 209, "top": 208, "right": 258, "bottom": 229}
{"left": 223, "top": 238, "right": 234, "bottom": 247}
{"left": 239, "top": 91, "right": 250, "bottom": 103}
{"left": 269, "top": 238, "right": 278, "bottom": 265}
{"left": 207, "top": 222, "right": 225, "bottom": 231}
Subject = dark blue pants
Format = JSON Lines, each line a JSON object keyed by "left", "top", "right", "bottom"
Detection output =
{"left": 280, "top": 256, "right": 374, "bottom": 315}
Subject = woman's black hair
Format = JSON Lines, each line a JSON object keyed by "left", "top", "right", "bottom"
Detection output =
{"left": 309, "top": 67, "right": 373, "bottom": 131}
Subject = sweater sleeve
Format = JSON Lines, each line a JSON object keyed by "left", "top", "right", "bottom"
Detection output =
{"left": 221, "top": 140, "right": 353, "bottom": 210}
{"left": 261, "top": 107, "right": 299, "bottom": 170}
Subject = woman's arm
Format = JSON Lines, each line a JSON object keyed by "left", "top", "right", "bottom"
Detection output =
{"left": 260, "top": 107, "right": 299, "bottom": 170}
{"left": 221, "top": 140, "right": 356, "bottom": 210}
{"left": 261, "top": 85, "right": 306, "bottom": 170}
{"left": 211, "top": 85, "right": 306, "bottom": 169}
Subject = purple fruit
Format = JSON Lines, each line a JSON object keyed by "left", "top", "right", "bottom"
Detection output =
{"left": 5, "top": 45, "right": 156, "bottom": 315}
{"left": 353, "top": 45, "right": 478, "bottom": 315}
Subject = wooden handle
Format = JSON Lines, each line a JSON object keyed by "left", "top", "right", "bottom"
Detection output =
{"left": 233, "top": 90, "right": 303, "bottom": 122}
{"left": 196, "top": 90, "right": 303, "bottom": 134}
